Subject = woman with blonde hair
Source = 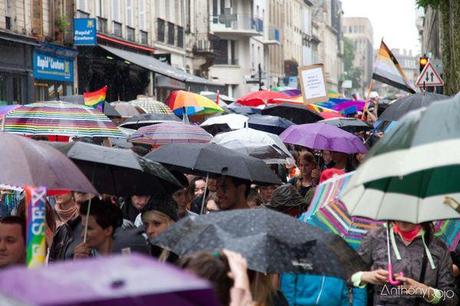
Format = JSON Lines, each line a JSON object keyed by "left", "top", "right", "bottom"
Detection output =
{"left": 142, "top": 197, "right": 179, "bottom": 263}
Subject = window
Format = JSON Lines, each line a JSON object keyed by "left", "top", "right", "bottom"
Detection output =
{"left": 112, "top": 0, "right": 121, "bottom": 22}
{"left": 140, "top": 30, "right": 148, "bottom": 44}
{"left": 126, "top": 26, "right": 135, "bottom": 42}
{"left": 157, "top": 18, "right": 165, "bottom": 42}
{"left": 113, "top": 21, "right": 122, "bottom": 37}
{"left": 97, "top": 17, "right": 108, "bottom": 33}
{"left": 177, "top": 26, "right": 184, "bottom": 48}
{"left": 5, "top": 17, "right": 11, "bottom": 30}
{"left": 126, "top": 0, "right": 133, "bottom": 26}
{"left": 167, "top": 22, "right": 175, "bottom": 45}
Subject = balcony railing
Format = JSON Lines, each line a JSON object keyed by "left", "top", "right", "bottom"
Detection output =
{"left": 210, "top": 14, "right": 258, "bottom": 33}
{"left": 193, "top": 33, "right": 217, "bottom": 54}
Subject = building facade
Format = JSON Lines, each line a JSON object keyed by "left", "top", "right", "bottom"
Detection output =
{"left": 0, "top": 0, "right": 78, "bottom": 104}
{"left": 312, "top": 0, "right": 343, "bottom": 92}
{"left": 342, "top": 17, "right": 373, "bottom": 93}
{"left": 206, "top": 0, "right": 266, "bottom": 97}
{"left": 391, "top": 48, "right": 418, "bottom": 87}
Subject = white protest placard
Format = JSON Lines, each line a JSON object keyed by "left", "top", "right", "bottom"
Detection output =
{"left": 298, "top": 64, "right": 328, "bottom": 104}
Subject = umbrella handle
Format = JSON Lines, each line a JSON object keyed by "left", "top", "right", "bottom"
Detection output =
{"left": 386, "top": 222, "right": 402, "bottom": 285}
{"left": 83, "top": 197, "right": 92, "bottom": 243}
{"left": 200, "top": 173, "right": 209, "bottom": 215}
{"left": 387, "top": 264, "right": 403, "bottom": 286}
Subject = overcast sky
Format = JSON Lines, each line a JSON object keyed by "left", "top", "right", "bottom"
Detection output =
{"left": 341, "top": 0, "right": 421, "bottom": 54}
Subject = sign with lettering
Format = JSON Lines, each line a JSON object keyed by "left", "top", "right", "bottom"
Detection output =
{"left": 298, "top": 64, "right": 328, "bottom": 104}
{"left": 74, "top": 18, "right": 97, "bottom": 46}
{"left": 33, "top": 51, "right": 74, "bottom": 82}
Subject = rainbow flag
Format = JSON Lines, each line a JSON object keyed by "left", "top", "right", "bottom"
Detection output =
{"left": 372, "top": 40, "right": 415, "bottom": 93}
{"left": 83, "top": 86, "right": 107, "bottom": 111}
{"left": 25, "top": 186, "right": 47, "bottom": 268}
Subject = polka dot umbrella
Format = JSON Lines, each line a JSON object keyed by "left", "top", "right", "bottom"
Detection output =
{"left": 153, "top": 208, "right": 367, "bottom": 277}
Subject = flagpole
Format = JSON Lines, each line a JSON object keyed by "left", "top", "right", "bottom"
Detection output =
{"left": 361, "top": 79, "right": 375, "bottom": 121}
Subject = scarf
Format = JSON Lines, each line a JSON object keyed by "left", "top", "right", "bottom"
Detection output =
{"left": 393, "top": 223, "right": 422, "bottom": 243}
{"left": 55, "top": 202, "right": 79, "bottom": 227}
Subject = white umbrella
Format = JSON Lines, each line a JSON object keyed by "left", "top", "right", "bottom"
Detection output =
{"left": 212, "top": 128, "right": 294, "bottom": 164}
{"left": 200, "top": 113, "right": 248, "bottom": 130}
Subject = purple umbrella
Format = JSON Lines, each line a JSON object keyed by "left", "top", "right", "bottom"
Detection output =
{"left": 0, "top": 254, "right": 219, "bottom": 306}
{"left": 0, "top": 132, "right": 97, "bottom": 193}
{"left": 280, "top": 123, "right": 368, "bottom": 154}
{"left": 0, "top": 105, "right": 20, "bottom": 116}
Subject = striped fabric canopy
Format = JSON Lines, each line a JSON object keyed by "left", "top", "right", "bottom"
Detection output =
{"left": 3, "top": 101, "right": 122, "bottom": 138}
{"left": 129, "top": 98, "right": 173, "bottom": 114}
{"left": 302, "top": 172, "right": 460, "bottom": 251}
{"left": 342, "top": 94, "right": 460, "bottom": 223}
{"left": 299, "top": 172, "right": 380, "bottom": 249}
{"left": 128, "top": 121, "right": 212, "bottom": 147}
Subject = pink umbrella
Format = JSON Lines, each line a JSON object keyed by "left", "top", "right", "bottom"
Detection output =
{"left": 237, "top": 90, "right": 290, "bottom": 107}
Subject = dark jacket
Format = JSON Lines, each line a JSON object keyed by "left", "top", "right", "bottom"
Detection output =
{"left": 121, "top": 200, "right": 143, "bottom": 223}
{"left": 358, "top": 226, "right": 458, "bottom": 306}
{"left": 49, "top": 217, "right": 149, "bottom": 262}
{"left": 49, "top": 216, "right": 83, "bottom": 262}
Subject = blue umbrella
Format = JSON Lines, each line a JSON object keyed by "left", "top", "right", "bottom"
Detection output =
{"left": 248, "top": 114, "right": 294, "bottom": 135}
{"left": 227, "top": 103, "right": 261, "bottom": 115}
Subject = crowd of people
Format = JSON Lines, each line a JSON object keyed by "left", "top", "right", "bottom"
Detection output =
{"left": 0, "top": 93, "right": 459, "bottom": 306}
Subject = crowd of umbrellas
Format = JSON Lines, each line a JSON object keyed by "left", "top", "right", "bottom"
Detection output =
{"left": 0, "top": 87, "right": 458, "bottom": 305}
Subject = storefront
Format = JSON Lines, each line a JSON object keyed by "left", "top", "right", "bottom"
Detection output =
{"left": 0, "top": 31, "right": 37, "bottom": 104}
{"left": 32, "top": 43, "right": 77, "bottom": 101}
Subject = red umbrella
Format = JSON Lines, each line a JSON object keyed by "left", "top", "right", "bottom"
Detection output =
{"left": 237, "top": 90, "right": 290, "bottom": 107}
{"left": 320, "top": 111, "right": 344, "bottom": 119}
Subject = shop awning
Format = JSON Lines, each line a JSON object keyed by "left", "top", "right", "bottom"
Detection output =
{"left": 99, "top": 45, "right": 220, "bottom": 87}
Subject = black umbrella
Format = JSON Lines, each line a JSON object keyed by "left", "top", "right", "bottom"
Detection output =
{"left": 51, "top": 142, "right": 182, "bottom": 197}
{"left": 119, "top": 113, "right": 181, "bottom": 129}
{"left": 227, "top": 104, "right": 261, "bottom": 115}
{"left": 319, "top": 117, "right": 371, "bottom": 133}
{"left": 248, "top": 114, "right": 295, "bottom": 135}
{"left": 379, "top": 93, "right": 449, "bottom": 121}
{"left": 261, "top": 104, "right": 323, "bottom": 124}
{"left": 145, "top": 143, "right": 282, "bottom": 185}
{"left": 153, "top": 208, "right": 366, "bottom": 277}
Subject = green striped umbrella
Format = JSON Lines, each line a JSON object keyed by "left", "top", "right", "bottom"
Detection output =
{"left": 342, "top": 94, "right": 460, "bottom": 223}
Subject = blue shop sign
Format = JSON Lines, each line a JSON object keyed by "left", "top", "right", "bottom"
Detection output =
{"left": 33, "top": 51, "right": 74, "bottom": 82}
{"left": 74, "top": 18, "right": 97, "bottom": 46}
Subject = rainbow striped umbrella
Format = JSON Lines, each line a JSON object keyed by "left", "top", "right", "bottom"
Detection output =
{"left": 302, "top": 171, "right": 460, "bottom": 251}
{"left": 167, "top": 91, "right": 223, "bottom": 116}
{"left": 128, "top": 121, "right": 212, "bottom": 147}
{"left": 299, "top": 172, "right": 380, "bottom": 249}
{"left": 3, "top": 101, "right": 122, "bottom": 138}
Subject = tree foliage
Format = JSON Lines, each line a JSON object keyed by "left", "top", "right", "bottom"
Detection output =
{"left": 416, "top": 0, "right": 440, "bottom": 8}
{"left": 342, "top": 37, "right": 362, "bottom": 91}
